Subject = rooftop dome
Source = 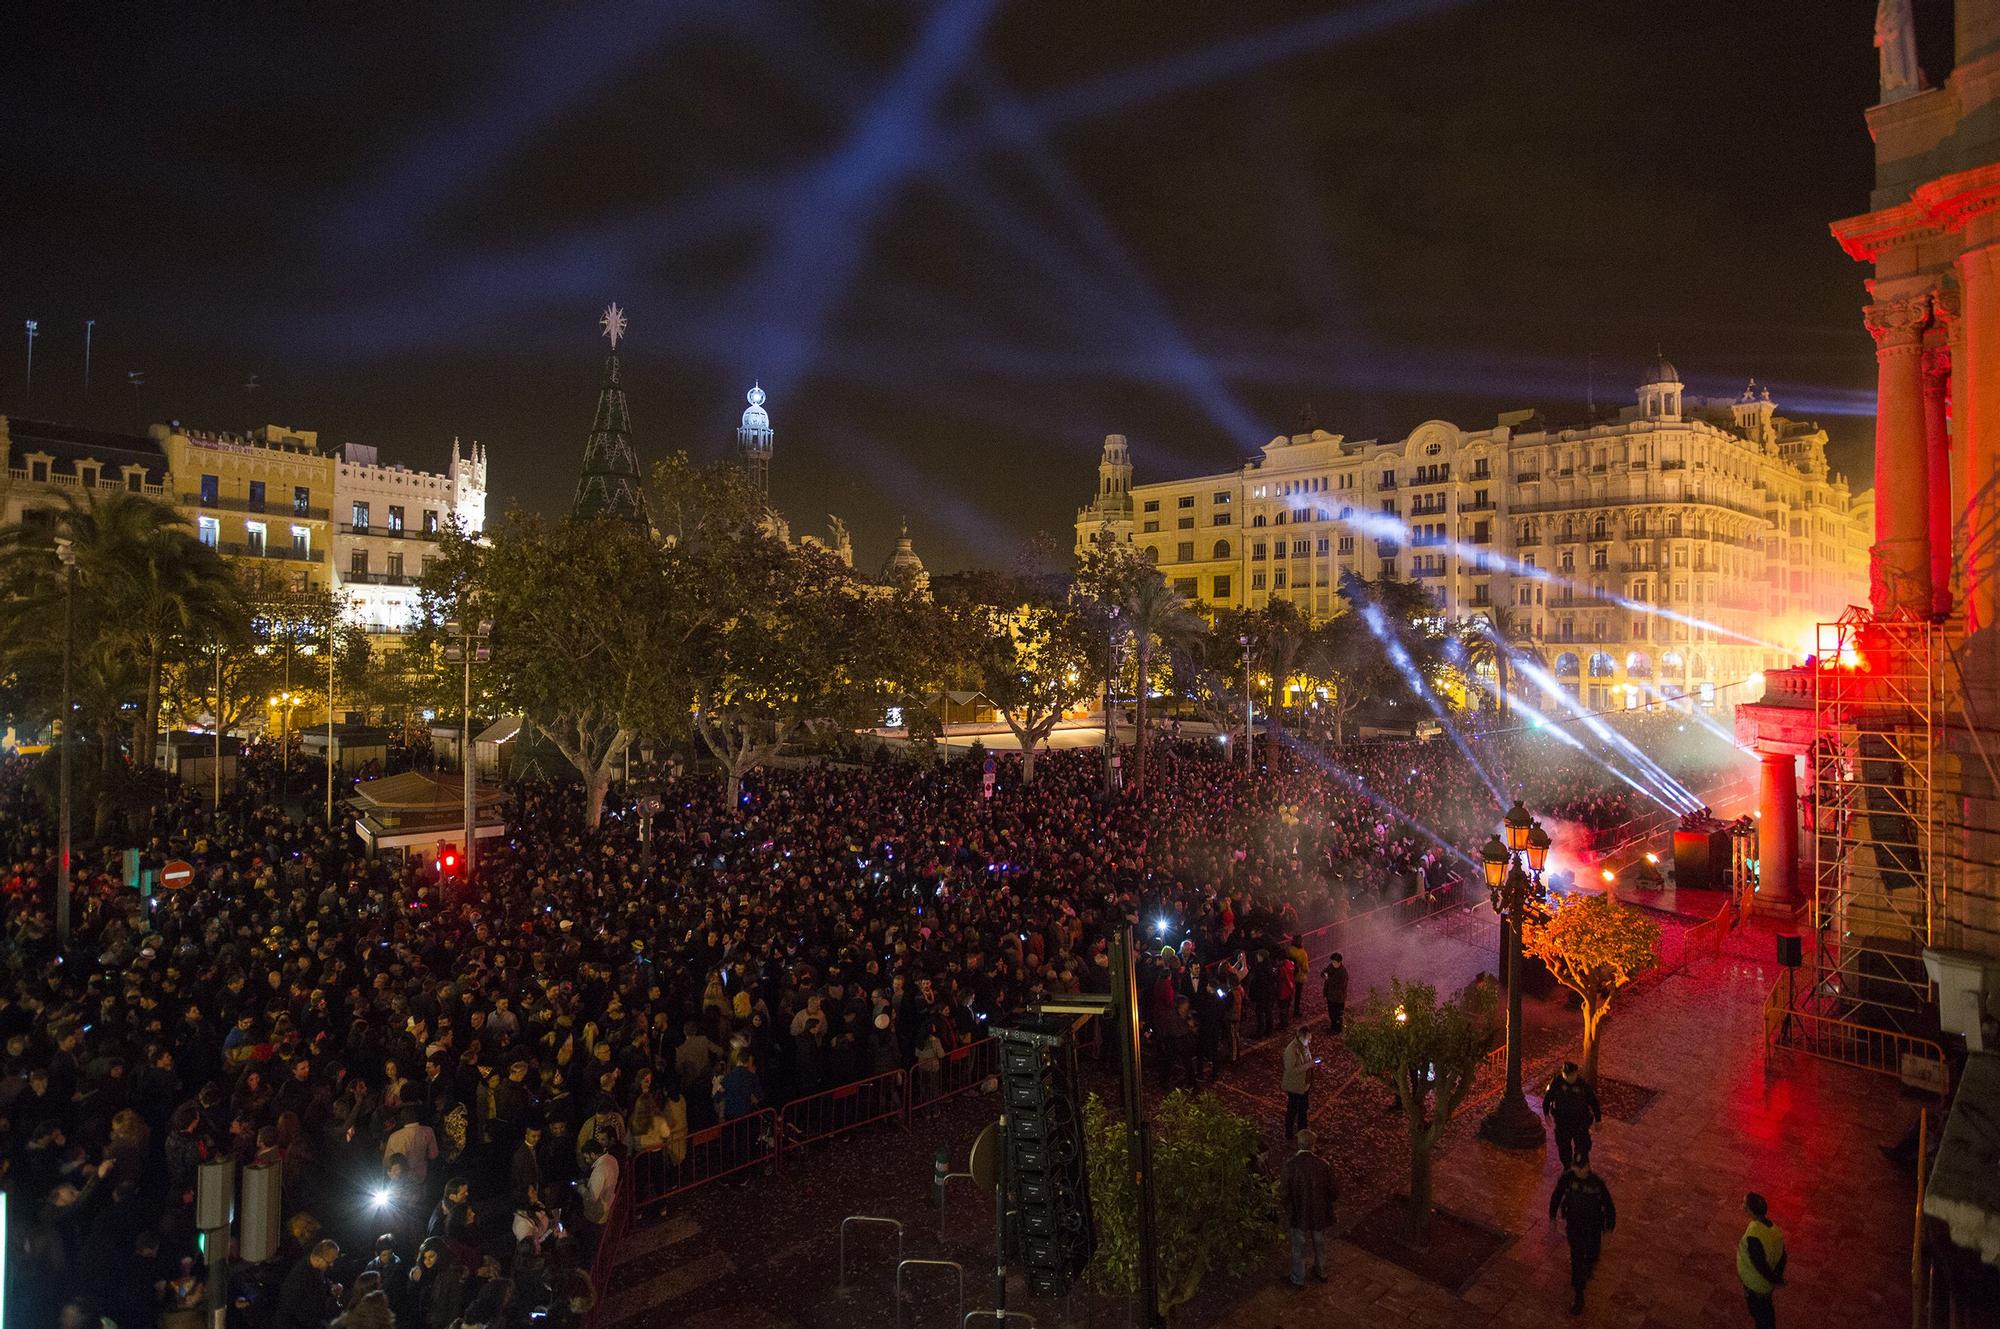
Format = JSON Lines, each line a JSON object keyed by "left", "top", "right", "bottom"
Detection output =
{"left": 881, "top": 519, "right": 928, "bottom": 587}
{"left": 741, "top": 382, "right": 770, "bottom": 431}
{"left": 1642, "top": 353, "right": 1681, "bottom": 385}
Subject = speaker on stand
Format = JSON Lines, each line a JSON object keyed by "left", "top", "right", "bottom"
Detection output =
{"left": 996, "top": 1018, "right": 1095, "bottom": 1298}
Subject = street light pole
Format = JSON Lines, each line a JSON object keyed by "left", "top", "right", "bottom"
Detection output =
{"left": 1479, "top": 801, "right": 1552, "bottom": 1150}
{"left": 1103, "top": 607, "right": 1120, "bottom": 795}
{"left": 55, "top": 537, "right": 75, "bottom": 950}
{"left": 444, "top": 618, "right": 491, "bottom": 879}
{"left": 325, "top": 617, "right": 336, "bottom": 827}
{"left": 213, "top": 644, "right": 223, "bottom": 808}
{"left": 1238, "top": 633, "right": 1253, "bottom": 773}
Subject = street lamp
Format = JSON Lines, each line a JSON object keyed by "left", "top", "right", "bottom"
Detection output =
{"left": 54, "top": 536, "right": 76, "bottom": 949}
{"left": 1103, "top": 605, "right": 1121, "bottom": 794}
{"left": 1479, "top": 799, "right": 1550, "bottom": 1150}
{"left": 268, "top": 692, "right": 302, "bottom": 797}
{"left": 443, "top": 617, "right": 492, "bottom": 880}
{"left": 1238, "top": 633, "right": 1253, "bottom": 773}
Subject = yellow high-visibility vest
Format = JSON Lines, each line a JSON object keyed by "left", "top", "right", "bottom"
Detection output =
{"left": 1737, "top": 1220, "right": 1786, "bottom": 1294}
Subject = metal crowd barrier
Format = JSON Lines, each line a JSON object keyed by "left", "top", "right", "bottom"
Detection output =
{"left": 782, "top": 1068, "right": 908, "bottom": 1150}
{"left": 630, "top": 1106, "right": 780, "bottom": 1216}
{"left": 909, "top": 1037, "right": 1000, "bottom": 1117}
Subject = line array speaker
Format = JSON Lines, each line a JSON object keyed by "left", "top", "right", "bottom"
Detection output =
{"left": 996, "top": 1019, "right": 1095, "bottom": 1298}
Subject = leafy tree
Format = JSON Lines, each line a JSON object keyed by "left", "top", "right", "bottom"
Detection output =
{"left": 1081, "top": 1090, "right": 1275, "bottom": 1322}
{"left": 1522, "top": 893, "right": 1661, "bottom": 1085}
{"left": 688, "top": 539, "right": 896, "bottom": 807}
{"left": 1077, "top": 547, "right": 1202, "bottom": 790}
{"left": 952, "top": 578, "right": 1098, "bottom": 785}
{"left": 1166, "top": 628, "right": 1241, "bottom": 745}
{"left": 1236, "top": 599, "right": 1311, "bottom": 746}
{"left": 432, "top": 511, "right": 682, "bottom": 828}
{"left": 1346, "top": 978, "right": 1499, "bottom": 1247}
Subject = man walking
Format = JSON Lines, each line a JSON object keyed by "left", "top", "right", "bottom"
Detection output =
{"left": 1547, "top": 1153, "right": 1615, "bottom": 1316}
{"left": 1321, "top": 955, "right": 1349, "bottom": 1034}
{"left": 1542, "top": 1062, "right": 1602, "bottom": 1167}
{"left": 1279, "top": 1129, "right": 1336, "bottom": 1287}
{"left": 1280, "top": 1025, "right": 1315, "bottom": 1139}
{"left": 1736, "top": 1192, "right": 1787, "bottom": 1329}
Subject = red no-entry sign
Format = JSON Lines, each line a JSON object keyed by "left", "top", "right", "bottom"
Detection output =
{"left": 160, "top": 860, "right": 195, "bottom": 891}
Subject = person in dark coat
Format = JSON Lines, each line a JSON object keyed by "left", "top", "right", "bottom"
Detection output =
{"left": 1548, "top": 1154, "right": 1616, "bottom": 1315}
{"left": 1542, "top": 1062, "right": 1603, "bottom": 1167}
{"left": 1279, "top": 1129, "right": 1337, "bottom": 1286}
{"left": 1320, "top": 955, "right": 1349, "bottom": 1034}
{"left": 276, "top": 1239, "right": 342, "bottom": 1329}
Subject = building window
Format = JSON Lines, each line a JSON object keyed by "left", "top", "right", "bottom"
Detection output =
{"left": 200, "top": 474, "right": 219, "bottom": 506}
{"left": 424, "top": 509, "right": 440, "bottom": 534}
{"left": 352, "top": 502, "right": 370, "bottom": 530}
{"left": 1213, "top": 539, "right": 1232, "bottom": 558}
{"left": 1274, "top": 511, "right": 1287, "bottom": 525}
{"left": 248, "top": 480, "right": 266, "bottom": 511}
{"left": 1177, "top": 541, "right": 1194, "bottom": 562}
{"left": 388, "top": 505, "right": 405, "bottom": 532}
{"left": 1212, "top": 512, "right": 1231, "bottom": 526}
{"left": 1252, "top": 513, "right": 1266, "bottom": 528}
{"left": 198, "top": 516, "right": 219, "bottom": 548}
{"left": 1178, "top": 495, "right": 1195, "bottom": 508}
{"left": 1213, "top": 491, "right": 1231, "bottom": 505}
{"left": 1177, "top": 516, "right": 1194, "bottom": 530}
{"left": 291, "top": 526, "right": 310, "bottom": 559}
{"left": 1274, "top": 570, "right": 1288, "bottom": 588}
{"left": 244, "top": 522, "right": 265, "bottom": 556}
{"left": 1252, "top": 542, "right": 1267, "bottom": 560}
{"left": 1214, "top": 574, "right": 1231, "bottom": 598}
{"left": 1251, "top": 572, "right": 1267, "bottom": 590}
{"left": 388, "top": 552, "right": 404, "bottom": 579}
{"left": 351, "top": 549, "right": 369, "bottom": 576}
{"left": 1316, "top": 537, "right": 1330, "bottom": 556}
{"left": 1173, "top": 577, "right": 1198, "bottom": 597}
{"left": 126, "top": 471, "right": 142, "bottom": 492}
{"left": 1143, "top": 500, "right": 1160, "bottom": 513}
{"left": 1293, "top": 539, "right": 1309, "bottom": 557}
{"left": 1142, "top": 520, "right": 1160, "bottom": 533}
{"left": 1337, "top": 536, "right": 1354, "bottom": 554}
{"left": 29, "top": 460, "right": 48, "bottom": 483}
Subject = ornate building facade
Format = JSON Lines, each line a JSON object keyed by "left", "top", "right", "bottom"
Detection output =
{"left": 158, "top": 422, "right": 337, "bottom": 595}
{"left": 332, "top": 438, "right": 488, "bottom": 637}
{"left": 1077, "top": 361, "right": 1872, "bottom": 712}
{"left": 0, "top": 417, "right": 170, "bottom": 529}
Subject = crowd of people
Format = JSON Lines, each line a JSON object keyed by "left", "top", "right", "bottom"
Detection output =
{"left": 0, "top": 712, "right": 1742, "bottom": 1329}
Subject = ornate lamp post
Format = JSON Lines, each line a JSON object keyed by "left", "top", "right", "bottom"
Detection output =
{"left": 55, "top": 536, "right": 75, "bottom": 949}
{"left": 1479, "top": 799, "right": 1550, "bottom": 1150}
{"left": 1103, "top": 605, "right": 1121, "bottom": 795}
{"left": 1238, "top": 633, "right": 1253, "bottom": 773}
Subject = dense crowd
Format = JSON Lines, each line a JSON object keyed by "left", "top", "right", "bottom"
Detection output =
{"left": 0, "top": 714, "right": 1742, "bottom": 1329}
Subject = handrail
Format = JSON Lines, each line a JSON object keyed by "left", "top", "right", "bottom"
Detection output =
{"left": 838, "top": 1215, "right": 905, "bottom": 1291}
{"left": 782, "top": 1068, "right": 908, "bottom": 1149}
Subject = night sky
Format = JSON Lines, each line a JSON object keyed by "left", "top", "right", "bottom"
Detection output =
{"left": 1, "top": 1, "right": 1946, "bottom": 573}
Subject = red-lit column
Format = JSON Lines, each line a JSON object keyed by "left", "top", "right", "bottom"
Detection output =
{"left": 1922, "top": 341, "right": 1954, "bottom": 620}
{"left": 1960, "top": 242, "right": 2000, "bottom": 633}
{"left": 1865, "top": 294, "right": 1933, "bottom": 617}
{"left": 1757, "top": 750, "right": 1800, "bottom": 909}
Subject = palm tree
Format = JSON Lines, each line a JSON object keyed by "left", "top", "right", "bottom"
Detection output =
{"left": 1119, "top": 565, "right": 1203, "bottom": 791}
{"left": 1458, "top": 608, "right": 1520, "bottom": 722}
{"left": 1250, "top": 599, "right": 1312, "bottom": 746}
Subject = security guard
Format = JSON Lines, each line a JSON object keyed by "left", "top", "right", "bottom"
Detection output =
{"left": 1736, "top": 1191, "right": 1787, "bottom": 1329}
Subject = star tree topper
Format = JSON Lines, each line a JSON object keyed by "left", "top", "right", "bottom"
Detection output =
{"left": 600, "top": 302, "right": 628, "bottom": 350}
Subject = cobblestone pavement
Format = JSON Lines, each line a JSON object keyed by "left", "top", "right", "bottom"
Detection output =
{"left": 597, "top": 908, "right": 1924, "bottom": 1329}
{"left": 1222, "top": 917, "right": 1930, "bottom": 1329}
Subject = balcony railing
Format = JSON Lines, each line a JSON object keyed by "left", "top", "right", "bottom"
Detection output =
{"left": 1514, "top": 472, "right": 1541, "bottom": 483}
{"left": 9, "top": 467, "right": 166, "bottom": 497}
{"left": 188, "top": 494, "right": 330, "bottom": 521}
{"left": 339, "top": 523, "right": 442, "bottom": 541}
{"left": 341, "top": 571, "right": 421, "bottom": 587}
{"left": 1460, "top": 500, "right": 1494, "bottom": 513}
{"left": 1376, "top": 478, "right": 1398, "bottom": 490}
{"left": 218, "top": 542, "right": 324, "bottom": 563}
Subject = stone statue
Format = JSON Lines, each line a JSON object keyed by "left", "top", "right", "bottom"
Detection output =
{"left": 826, "top": 514, "right": 853, "bottom": 566}
{"left": 1875, "top": 0, "right": 1924, "bottom": 104}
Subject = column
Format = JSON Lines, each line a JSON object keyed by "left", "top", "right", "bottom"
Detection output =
{"left": 1865, "top": 293, "right": 1933, "bottom": 617}
{"left": 1757, "top": 749, "right": 1800, "bottom": 909}
{"left": 1959, "top": 243, "right": 2000, "bottom": 634}
{"left": 1923, "top": 341, "right": 1954, "bottom": 619}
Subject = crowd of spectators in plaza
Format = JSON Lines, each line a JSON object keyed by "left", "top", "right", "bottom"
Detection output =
{"left": 0, "top": 711, "right": 1742, "bottom": 1329}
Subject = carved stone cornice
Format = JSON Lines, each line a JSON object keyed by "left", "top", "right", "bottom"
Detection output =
{"left": 1831, "top": 201, "right": 1940, "bottom": 262}
{"left": 1865, "top": 293, "right": 1932, "bottom": 350}
{"left": 1913, "top": 162, "right": 2000, "bottom": 235}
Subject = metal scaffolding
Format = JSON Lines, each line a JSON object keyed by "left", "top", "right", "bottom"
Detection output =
{"left": 1806, "top": 607, "right": 1947, "bottom": 1033}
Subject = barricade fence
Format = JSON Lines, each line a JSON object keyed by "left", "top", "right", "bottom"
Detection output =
{"left": 783, "top": 1068, "right": 909, "bottom": 1150}
{"left": 909, "top": 1035, "right": 1001, "bottom": 1116}
{"left": 630, "top": 1106, "right": 780, "bottom": 1216}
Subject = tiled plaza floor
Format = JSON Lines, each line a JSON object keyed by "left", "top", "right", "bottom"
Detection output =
{"left": 1221, "top": 920, "right": 1931, "bottom": 1329}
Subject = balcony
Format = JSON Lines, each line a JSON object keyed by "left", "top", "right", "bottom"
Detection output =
{"left": 190, "top": 494, "right": 331, "bottom": 521}
{"left": 1413, "top": 565, "right": 1446, "bottom": 579}
{"left": 1460, "top": 500, "right": 1494, "bottom": 513}
{"left": 1514, "top": 472, "right": 1541, "bottom": 484}
{"left": 1376, "top": 478, "right": 1398, "bottom": 491}
{"left": 10, "top": 467, "right": 165, "bottom": 497}
{"left": 1661, "top": 459, "right": 1686, "bottom": 471}
{"left": 1410, "top": 533, "right": 1448, "bottom": 548}
{"left": 340, "top": 523, "right": 443, "bottom": 541}
{"left": 218, "top": 542, "right": 324, "bottom": 563}
{"left": 1621, "top": 560, "right": 1660, "bottom": 573}
{"left": 342, "top": 571, "right": 421, "bottom": 588}
{"left": 1375, "top": 541, "right": 1402, "bottom": 558}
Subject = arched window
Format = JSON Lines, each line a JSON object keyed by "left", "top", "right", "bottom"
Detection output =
{"left": 1252, "top": 514, "right": 1267, "bottom": 528}
{"left": 1626, "top": 651, "right": 1653, "bottom": 678}
{"left": 1555, "top": 652, "right": 1581, "bottom": 678}
{"left": 1213, "top": 539, "right": 1232, "bottom": 559}
{"left": 1588, "top": 651, "right": 1617, "bottom": 677}
{"left": 1662, "top": 651, "right": 1685, "bottom": 672}
{"left": 1592, "top": 515, "right": 1607, "bottom": 540}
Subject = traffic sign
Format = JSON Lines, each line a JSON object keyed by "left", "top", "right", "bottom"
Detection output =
{"left": 160, "top": 860, "right": 195, "bottom": 891}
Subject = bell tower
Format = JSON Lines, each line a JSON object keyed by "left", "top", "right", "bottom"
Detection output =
{"left": 737, "top": 382, "right": 773, "bottom": 500}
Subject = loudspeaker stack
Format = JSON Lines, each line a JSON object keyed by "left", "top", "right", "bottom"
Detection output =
{"left": 996, "top": 1019, "right": 1095, "bottom": 1297}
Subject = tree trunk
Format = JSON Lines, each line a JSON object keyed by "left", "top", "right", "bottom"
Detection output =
{"left": 1134, "top": 639, "right": 1151, "bottom": 792}
{"left": 1405, "top": 1133, "right": 1435, "bottom": 1248}
{"left": 1496, "top": 652, "right": 1509, "bottom": 722}
{"left": 583, "top": 762, "right": 612, "bottom": 829}
{"left": 1580, "top": 1001, "right": 1604, "bottom": 1086}
{"left": 1020, "top": 743, "right": 1038, "bottom": 786}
